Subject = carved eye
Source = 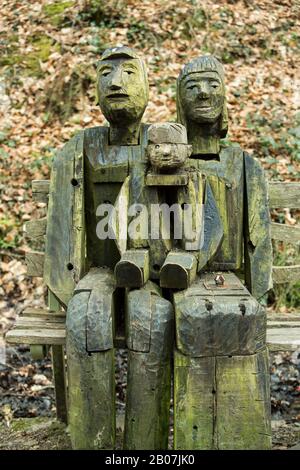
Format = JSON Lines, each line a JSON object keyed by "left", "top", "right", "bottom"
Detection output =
{"left": 101, "top": 71, "right": 110, "bottom": 77}
{"left": 211, "top": 83, "right": 219, "bottom": 89}
{"left": 155, "top": 145, "right": 160, "bottom": 149}
{"left": 187, "top": 84, "right": 197, "bottom": 90}
{"left": 124, "top": 70, "right": 134, "bottom": 75}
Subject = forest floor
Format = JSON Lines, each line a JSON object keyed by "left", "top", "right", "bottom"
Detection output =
{"left": 0, "top": 346, "right": 299, "bottom": 450}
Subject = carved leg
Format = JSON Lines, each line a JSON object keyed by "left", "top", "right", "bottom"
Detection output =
{"left": 124, "top": 282, "right": 173, "bottom": 449}
{"left": 160, "top": 252, "right": 197, "bottom": 289}
{"left": 174, "top": 352, "right": 215, "bottom": 450}
{"left": 66, "top": 269, "right": 116, "bottom": 449}
{"left": 173, "top": 272, "right": 272, "bottom": 450}
{"left": 48, "top": 291, "right": 67, "bottom": 424}
{"left": 174, "top": 349, "right": 271, "bottom": 450}
{"left": 115, "top": 249, "right": 149, "bottom": 288}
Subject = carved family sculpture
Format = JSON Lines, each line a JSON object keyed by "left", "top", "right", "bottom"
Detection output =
{"left": 43, "top": 47, "right": 273, "bottom": 449}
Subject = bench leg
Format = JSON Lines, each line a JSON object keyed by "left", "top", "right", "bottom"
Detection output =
{"left": 52, "top": 345, "right": 68, "bottom": 424}
{"left": 48, "top": 290, "right": 68, "bottom": 423}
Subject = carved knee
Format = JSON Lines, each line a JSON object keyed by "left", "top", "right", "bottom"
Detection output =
{"left": 126, "top": 281, "right": 173, "bottom": 360}
{"left": 67, "top": 291, "right": 90, "bottom": 354}
{"left": 66, "top": 267, "right": 116, "bottom": 354}
{"left": 174, "top": 273, "right": 266, "bottom": 357}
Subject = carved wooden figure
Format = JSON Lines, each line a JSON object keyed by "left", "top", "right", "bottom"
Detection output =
{"left": 45, "top": 47, "right": 173, "bottom": 449}
{"left": 174, "top": 55, "right": 273, "bottom": 449}
{"left": 114, "top": 121, "right": 223, "bottom": 291}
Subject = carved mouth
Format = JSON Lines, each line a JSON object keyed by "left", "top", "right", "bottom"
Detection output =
{"left": 107, "top": 93, "right": 129, "bottom": 100}
{"left": 195, "top": 100, "right": 212, "bottom": 110}
{"left": 195, "top": 104, "right": 212, "bottom": 110}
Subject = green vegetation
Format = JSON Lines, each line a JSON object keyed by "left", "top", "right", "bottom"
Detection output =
{"left": 42, "top": 1, "right": 75, "bottom": 27}
{"left": 0, "top": 34, "right": 57, "bottom": 77}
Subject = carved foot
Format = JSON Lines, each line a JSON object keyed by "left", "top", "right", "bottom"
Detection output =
{"left": 160, "top": 252, "right": 197, "bottom": 289}
{"left": 114, "top": 250, "right": 149, "bottom": 288}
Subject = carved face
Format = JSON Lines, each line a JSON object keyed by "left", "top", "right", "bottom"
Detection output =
{"left": 180, "top": 71, "right": 225, "bottom": 124}
{"left": 97, "top": 57, "right": 148, "bottom": 125}
{"left": 147, "top": 143, "right": 192, "bottom": 171}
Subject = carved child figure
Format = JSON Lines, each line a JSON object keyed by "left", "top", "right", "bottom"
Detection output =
{"left": 114, "top": 122, "right": 223, "bottom": 290}
{"left": 146, "top": 122, "right": 192, "bottom": 173}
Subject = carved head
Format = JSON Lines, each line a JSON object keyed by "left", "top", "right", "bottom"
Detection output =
{"left": 147, "top": 123, "right": 192, "bottom": 171}
{"left": 177, "top": 56, "right": 228, "bottom": 137}
{"left": 96, "top": 46, "right": 149, "bottom": 126}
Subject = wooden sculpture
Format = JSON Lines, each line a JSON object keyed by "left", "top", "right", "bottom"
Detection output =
{"left": 32, "top": 48, "right": 272, "bottom": 450}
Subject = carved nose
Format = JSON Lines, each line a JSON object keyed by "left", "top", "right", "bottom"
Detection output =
{"left": 110, "top": 83, "right": 122, "bottom": 90}
{"left": 110, "top": 70, "right": 123, "bottom": 90}
{"left": 198, "top": 87, "right": 209, "bottom": 98}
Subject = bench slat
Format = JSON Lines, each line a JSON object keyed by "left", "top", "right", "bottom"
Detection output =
{"left": 267, "top": 312, "right": 300, "bottom": 322}
{"left": 268, "top": 321, "right": 300, "bottom": 328}
{"left": 267, "top": 327, "right": 300, "bottom": 352}
{"left": 25, "top": 251, "right": 45, "bottom": 277}
{"left": 272, "top": 265, "right": 300, "bottom": 284}
{"left": 22, "top": 308, "right": 65, "bottom": 318}
{"left": 271, "top": 222, "right": 300, "bottom": 244}
{"left": 6, "top": 328, "right": 66, "bottom": 345}
{"left": 32, "top": 180, "right": 50, "bottom": 204}
{"left": 24, "top": 218, "right": 47, "bottom": 240}
{"left": 268, "top": 182, "right": 300, "bottom": 208}
{"left": 16, "top": 319, "right": 65, "bottom": 329}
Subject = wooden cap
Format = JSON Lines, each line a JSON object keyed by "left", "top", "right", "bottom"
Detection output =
{"left": 147, "top": 123, "right": 188, "bottom": 144}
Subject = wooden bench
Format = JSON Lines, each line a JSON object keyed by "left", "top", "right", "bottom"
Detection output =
{"left": 5, "top": 178, "right": 300, "bottom": 422}
{"left": 268, "top": 181, "right": 300, "bottom": 351}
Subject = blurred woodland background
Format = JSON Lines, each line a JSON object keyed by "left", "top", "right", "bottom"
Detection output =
{"left": 0, "top": 0, "right": 299, "bottom": 446}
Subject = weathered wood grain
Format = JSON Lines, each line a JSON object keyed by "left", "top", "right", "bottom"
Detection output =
{"left": 115, "top": 249, "right": 149, "bottom": 288}
{"left": 67, "top": 291, "right": 115, "bottom": 449}
{"left": 174, "top": 272, "right": 266, "bottom": 356}
{"left": 244, "top": 152, "right": 273, "bottom": 299}
{"left": 32, "top": 180, "right": 50, "bottom": 203}
{"left": 267, "top": 321, "right": 300, "bottom": 328}
{"left": 268, "top": 182, "right": 300, "bottom": 208}
{"left": 22, "top": 307, "right": 65, "bottom": 318}
{"left": 25, "top": 250, "right": 45, "bottom": 277}
{"left": 124, "top": 352, "right": 171, "bottom": 450}
{"left": 29, "top": 345, "right": 47, "bottom": 360}
{"left": 24, "top": 217, "right": 47, "bottom": 240}
{"left": 272, "top": 265, "right": 300, "bottom": 284}
{"left": 126, "top": 288, "right": 151, "bottom": 352}
{"left": 5, "top": 328, "right": 66, "bottom": 345}
{"left": 124, "top": 290, "right": 173, "bottom": 450}
{"left": 71, "top": 150, "right": 85, "bottom": 286}
{"left": 267, "top": 312, "right": 300, "bottom": 322}
{"left": 44, "top": 132, "right": 84, "bottom": 306}
{"left": 189, "top": 147, "right": 244, "bottom": 271}
{"left": 160, "top": 251, "right": 197, "bottom": 289}
{"left": 17, "top": 318, "right": 65, "bottom": 329}
{"left": 267, "top": 327, "right": 300, "bottom": 351}
{"left": 145, "top": 173, "right": 188, "bottom": 186}
{"left": 215, "top": 350, "right": 271, "bottom": 449}
{"left": 52, "top": 344, "right": 68, "bottom": 424}
{"left": 271, "top": 222, "right": 300, "bottom": 244}
{"left": 174, "top": 351, "right": 215, "bottom": 450}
